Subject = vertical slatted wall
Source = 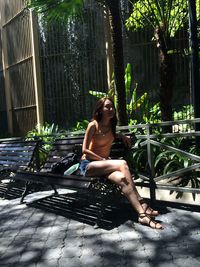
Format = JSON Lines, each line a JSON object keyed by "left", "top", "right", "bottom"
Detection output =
{"left": 39, "top": 0, "right": 108, "bottom": 129}
{"left": 0, "top": 25, "right": 8, "bottom": 137}
{"left": 0, "top": 0, "right": 37, "bottom": 136}
{"left": 121, "top": 1, "right": 192, "bottom": 120}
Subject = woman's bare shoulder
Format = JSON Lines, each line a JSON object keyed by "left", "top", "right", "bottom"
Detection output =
{"left": 87, "top": 120, "right": 97, "bottom": 132}
{"left": 88, "top": 120, "right": 97, "bottom": 128}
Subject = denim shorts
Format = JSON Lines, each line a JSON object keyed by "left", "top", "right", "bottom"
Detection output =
{"left": 79, "top": 159, "right": 91, "bottom": 176}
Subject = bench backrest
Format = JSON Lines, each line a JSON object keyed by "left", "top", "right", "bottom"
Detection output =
{"left": 40, "top": 136, "right": 127, "bottom": 173}
{"left": 40, "top": 136, "right": 84, "bottom": 172}
{"left": 0, "top": 140, "right": 39, "bottom": 171}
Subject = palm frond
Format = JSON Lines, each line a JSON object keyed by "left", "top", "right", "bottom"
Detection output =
{"left": 144, "top": 0, "right": 161, "bottom": 26}
{"left": 168, "top": 0, "right": 188, "bottom": 36}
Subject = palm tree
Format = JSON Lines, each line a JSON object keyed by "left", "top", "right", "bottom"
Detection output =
{"left": 126, "top": 0, "right": 188, "bottom": 123}
{"left": 26, "top": 0, "right": 128, "bottom": 125}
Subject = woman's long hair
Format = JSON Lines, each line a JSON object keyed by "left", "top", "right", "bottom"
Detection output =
{"left": 92, "top": 97, "right": 117, "bottom": 136}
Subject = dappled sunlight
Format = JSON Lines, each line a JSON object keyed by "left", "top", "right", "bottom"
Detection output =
{"left": 0, "top": 192, "right": 200, "bottom": 266}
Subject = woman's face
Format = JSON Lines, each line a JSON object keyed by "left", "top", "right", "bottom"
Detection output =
{"left": 101, "top": 99, "right": 115, "bottom": 119}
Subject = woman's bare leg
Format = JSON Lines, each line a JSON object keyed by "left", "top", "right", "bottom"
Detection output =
{"left": 86, "top": 160, "right": 153, "bottom": 209}
{"left": 107, "top": 170, "right": 144, "bottom": 214}
{"left": 86, "top": 160, "right": 163, "bottom": 229}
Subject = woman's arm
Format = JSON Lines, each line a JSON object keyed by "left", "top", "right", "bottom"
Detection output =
{"left": 116, "top": 133, "right": 132, "bottom": 148}
{"left": 82, "top": 121, "right": 106, "bottom": 161}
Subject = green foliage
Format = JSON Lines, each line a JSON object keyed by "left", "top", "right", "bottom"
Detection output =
{"left": 89, "top": 90, "right": 108, "bottom": 99}
{"left": 130, "top": 103, "right": 194, "bottom": 128}
{"left": 174, "top": 105, "right": 194, "bottom": 120}
{"left": 131, "top": 140, "right": 149, "bottom": 173}
{"left": 89, "top": 63, "right": 152, "bottom": 124}
{"left": 26, "top": 122, "right": 62, "bottom": 165}
{"left": 173, "top": 105, "right": 194, "bottom": 132}
{"left": 26, "top": 0, "right": 83, "bottom": 21}
{"left": 126, "top": 0, "right": 188, "bottom": 37}
{"left": 133, "top": 98, "right": 161, "bottom": 125}
{"left": 154, "top": 137, "right": 200, "bottom": 200}
{"left": 189, "top": 143, "right": 200, "bottom": 157}
{"left": 89, "top": 72, "right": 117, "bottom": 107}
{"left": 125, "top": 63, "right": 148, "bottom": 120}
{"left": 26, "top": 122, "right": 60, "bottom": 140}
{"left": 70, "top": 120, "right": 89, "bottom": 131}
{"left": 133, "top": 129, "right": 200, "bottom": 178}
{"left": 154, "top": 137, "right": 191, "bottom": 175}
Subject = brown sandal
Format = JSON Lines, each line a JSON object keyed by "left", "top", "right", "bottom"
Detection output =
{"left": 140, "top": 202, "right": 159, "bottom": 217}
{"left": 138, "top": 213, "right": 163, "bottom": 230}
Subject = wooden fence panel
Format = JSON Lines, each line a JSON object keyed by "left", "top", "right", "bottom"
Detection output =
{"left": 0, "top": 31, "right": 8, "bottom": 137}
{"left": 0, "top": 1, "right": 42, "bottom": 136}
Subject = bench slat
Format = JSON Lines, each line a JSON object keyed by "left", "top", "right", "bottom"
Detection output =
{"left": 49, "top": 151, "right": 72, "bottom": 157}
{"left": 0, "top": 156, "right": 34, "bottom": 162}
{"left": 0, "top": 147, "right": 36, "bottom": 152}
{"left": 0, "top": 160, "right": 30, "bottom": 166}
{"left": 0, "top": 140, "right": 39, "bottom": 176}
{"left": 0, "top": 151, "right": 35, "bottom": 156}
{"left": 15, "top": 171, "right": 95, "bottom": 189}
{"left": 0, "top": 141, "right": 38, "bottom": 147}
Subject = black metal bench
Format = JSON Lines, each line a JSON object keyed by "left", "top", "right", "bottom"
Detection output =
{"left": 0, "top": 140, "right": 40, "bottom": 180}
{"left": 0, "top": 140, "right": 40, "bottom": 198}
{"left": 13, "top": 136, "right": 132, "bottom": 209}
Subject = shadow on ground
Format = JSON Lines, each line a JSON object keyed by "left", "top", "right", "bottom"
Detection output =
{"left": 26, "top": 189, "right": 200, "bottom": 231}
{"left": 1, "top": 188, "right": 200, "bottom": 267}
{"left": 0, "top": 180, "right": 25, "bottom": 200}
{"left": 27, "top": 191, "right": 138, "bottom": 230}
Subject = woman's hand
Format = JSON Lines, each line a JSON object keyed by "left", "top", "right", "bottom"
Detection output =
{"left": 121, "top": 135, "right": 132, "bottom": 148}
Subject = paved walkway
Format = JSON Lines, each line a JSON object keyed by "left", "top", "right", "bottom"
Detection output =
{"left": 0, "top": 185, "right": 200, "bottom": 267}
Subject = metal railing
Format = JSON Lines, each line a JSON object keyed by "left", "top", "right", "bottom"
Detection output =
{"left": 118, "top": 118, "right": 200, "bottom": 203}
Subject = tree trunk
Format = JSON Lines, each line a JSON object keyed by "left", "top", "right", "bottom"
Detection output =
{"left": 155, "top": 26, "right": 173, "bottom": 131}
{"left": 107, "top": 0, "right": 128, "bottom": 125}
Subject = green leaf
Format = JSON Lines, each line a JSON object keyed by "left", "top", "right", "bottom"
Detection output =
{"left": 130, "top": 92, "right": 147, "bottom": 110}
{"left": 125, "top": 63, "right": 132, "bottom": 97}
{"left": 26, "top": 0, "right": 84, "bottom": 22}
{"left": 154, "top": 150, "right": 171, "bottom": 167}
{"left": 89, "top": 90, "right": 107, "bottom": 98}
{"left": 163, "top": 159, "right": 178, "bottom": 174}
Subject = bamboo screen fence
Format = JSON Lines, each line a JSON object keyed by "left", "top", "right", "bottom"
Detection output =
{"left": 0, "top": 27, "right": 7, "bottom": 137}
{"left": 0, "top": 0, "right": 42, "bottom": 136}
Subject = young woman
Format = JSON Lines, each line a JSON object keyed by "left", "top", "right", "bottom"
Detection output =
{"left": 80, "top": 97, "right": 163, "bottom": 229}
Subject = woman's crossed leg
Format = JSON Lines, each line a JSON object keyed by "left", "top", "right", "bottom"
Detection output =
{"left": 85, "top": 159, "right": 163, "bottom": 229}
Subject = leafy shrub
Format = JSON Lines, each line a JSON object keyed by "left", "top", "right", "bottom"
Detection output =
{"left": 26, "top": 122, "right": 62, "bottom": 166}
{"left": 70, "top": 120, "right": 89, "bottom": 132}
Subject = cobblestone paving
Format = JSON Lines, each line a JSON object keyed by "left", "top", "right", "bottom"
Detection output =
{"left": 0, "top": 188, "right": 200, "bottom": 267}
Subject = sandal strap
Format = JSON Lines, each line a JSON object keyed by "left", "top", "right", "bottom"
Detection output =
{"left": 139, "top": 213, "right": 163, "bottom": 229}
{"left": 139, "top": 213, "right": 150, "bottom": 219}
{"left": 139, "top": 198, "right": 145, "bottom": 204}
{"left": 141, "top": 203, "right": 159, "bottom": 216}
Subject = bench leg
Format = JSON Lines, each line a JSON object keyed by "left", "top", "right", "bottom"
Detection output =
{"left": 3, "top": 179, "right": 14, "bottom": 199}
{"left": 20, "top": 181, "right": 32, "bottom": 203}
{"left": 51, "top": 185, "right": 58, "bottom": 196}
{"left": 94, "top": 193, "right": 108, "bottom": 229}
